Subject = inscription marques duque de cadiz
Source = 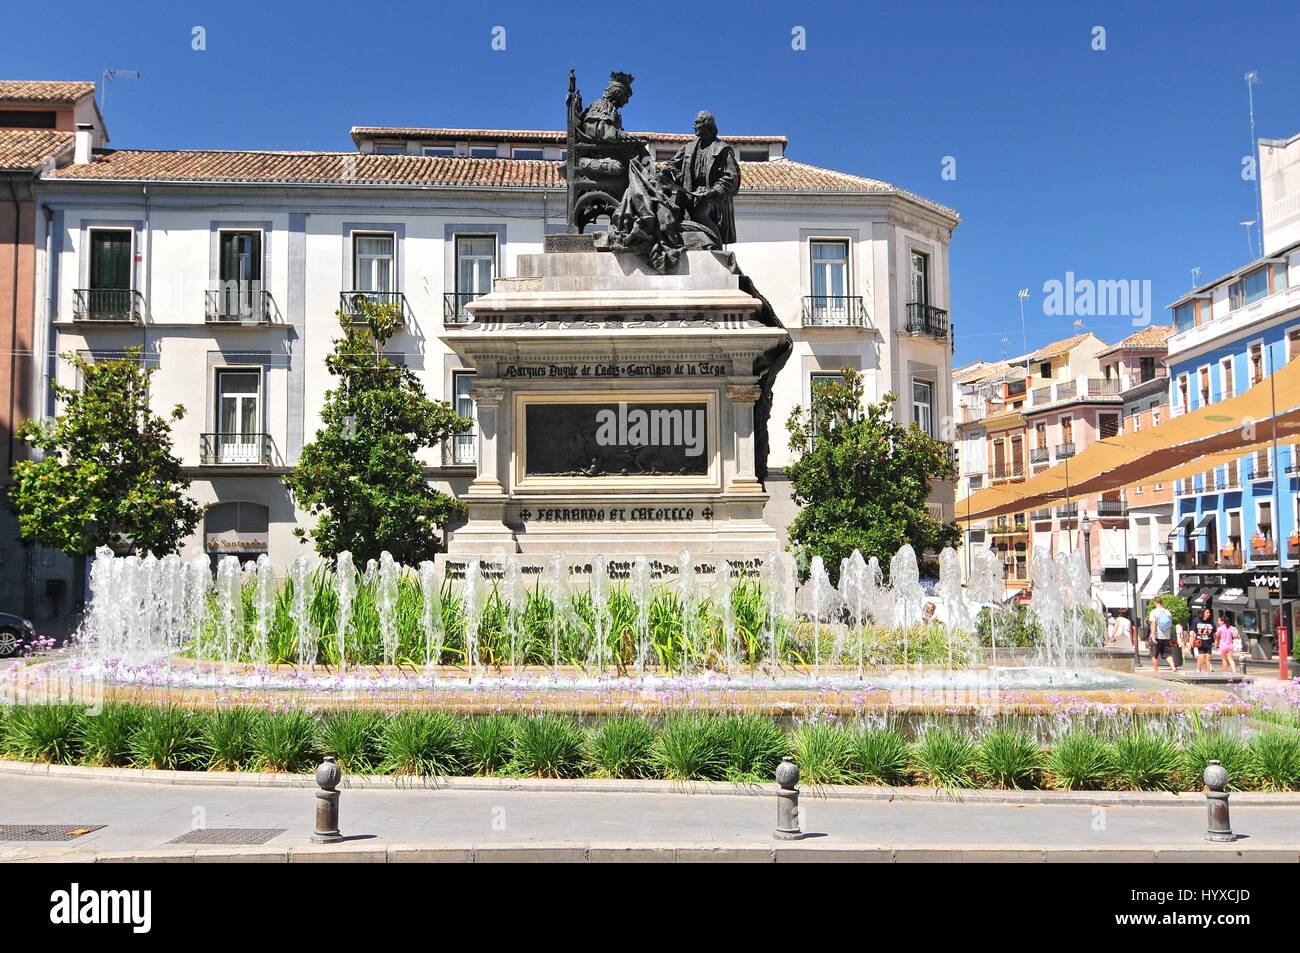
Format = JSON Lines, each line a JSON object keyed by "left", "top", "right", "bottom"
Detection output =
{"left": 502, "top": 361, "right": 728, "bottom": 380}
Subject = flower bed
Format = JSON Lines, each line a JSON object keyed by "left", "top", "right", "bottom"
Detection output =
{"left": 1, "top": 703, "right": 1296, "bottom": 792}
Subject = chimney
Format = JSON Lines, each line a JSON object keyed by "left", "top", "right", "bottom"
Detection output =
{"left": 74, "top": 123, "right": 93, "bottom": 164}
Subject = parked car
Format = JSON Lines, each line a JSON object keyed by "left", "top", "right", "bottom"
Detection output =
{"left": 0, "top": 612, "right": 36, "bottom": 657}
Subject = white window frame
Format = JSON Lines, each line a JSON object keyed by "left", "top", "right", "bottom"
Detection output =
{"left": 808, "top": 239, "right": 851, "bottom": 320}
{"left": 1196, "top": 362, "right": 1212, "bottom": 407}
{"left": 352, "top": 231, "right": 397, "bottom": 294}
{"left": 912, "top": 377, "right": 934, "bottom": 437}
{"left": 455, "top": 234, "right": 498, "bottom": 298}
{"left": 1257, "top": 499, "right": 1274, "bottom": 541}
{"left": 1097, "top": 410, "right": 1120, "bottom": 439}
{"left": 910, "top": 249, "right": 931, "bottom": 306}
{"left": 86, "top": 226, "right": 136, "bottom": 291}
{"left": 451, "top": 369, "right": 477, "bottom": 465}
{"left": 1248, "top": 338, "right": 1266, "bottom": 386}
{"left": 213, "top": 367, "right": 264, "bottom": 464}
{"left": 1220, "top": 355, "right": 1235, "bottom": 400}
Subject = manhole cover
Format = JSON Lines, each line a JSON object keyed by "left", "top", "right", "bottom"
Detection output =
{"left": 167, "top": 828, "right": 286, "bottom": 845}
{"left": 0, "top": 824, "right": 105, "bottom": 841}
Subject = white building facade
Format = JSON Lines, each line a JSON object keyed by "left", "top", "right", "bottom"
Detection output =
{"left": 28, "top": 123, "right": 958, "bottom": 585}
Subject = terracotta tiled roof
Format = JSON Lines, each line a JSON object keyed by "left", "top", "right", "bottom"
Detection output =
{"left": 349, "top": 126, "right": 788, "bottom": 146}
{"left": 1029, "top": 332, "right": 1093, "bottom": 361}
{"left": 0, "top": 80, "right": 96, "bottom": 104}
{"left": 0, "top": 129, "right": 74, "bottom": 171}
{"left": 42, "top": 150, "right": 960, "bottom": 216}
{"left": 1096, "top": 324, "right": 1174, "bottom": 357}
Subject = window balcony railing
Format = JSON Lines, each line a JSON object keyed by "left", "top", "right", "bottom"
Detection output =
{"left": 801, "top": 296, "right": 868, "bottom": 328}
{"left": 340, "top": 291, "right": 407, "bottom": 323}
{"left": 1056, "top": 503, "right": 1079, "bottom": 518}
{"left": 1219, "top": 548, "right": 1243, "bottom": 569}
{"left": 443, "top": 433, "right": 477, "bottom": 466}
{"left": 73, "top": 288, "right": 143, "bottom": 324}
{"left": 1056, "top": 442, "right": 1076, "bottom": 459}
{"left": 1251, "top": 458, "right": 1272, "bottom": 481}
{"left": 1056, "top": 380, "right": 1077, "bottom": 401}
{"left": 1096, "top": 500, "right": 1127, "bottom": 516}
{"left": 904, "top": 302, "right": 949, "bottom": 340}
{"left": 1029, "top": 446, "right": 1050, "bottom": 464}
{"left": 444, "top": 292, "right": 484, "bottom": 326}
{"left": 992, "top": 463, "right": 1024, "bottom": 480}
{"left": 1249, "top": 537, "right": 1277, "bottom": 560}
{"left": 1087, "top": 377, "right": 1121, "bottom": 397}
{"left": 200, "top": 433, "right": 274, "bottom": 466}
{"left": 205, "top": 289, "right": 275, "bottom": 325}
{"left": 1031, "top": 508, "right": 1052, "bottom": 521}
{"left": 1223, "top": 468, "right": 1240, "bottom": 489}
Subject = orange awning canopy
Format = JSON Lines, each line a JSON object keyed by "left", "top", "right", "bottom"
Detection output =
{"left": 956, "top": 356, "right": 1300, "bottom": 521}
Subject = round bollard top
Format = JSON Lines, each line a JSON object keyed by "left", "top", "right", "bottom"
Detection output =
{"left": 1203, "top": 759, "right": 1228, "bottom": 792}
{"left": 316, "top": 755, "right": 342, "bottom": 791}
{"left": 776, "top": 756, "right": 799, "bottom": 789}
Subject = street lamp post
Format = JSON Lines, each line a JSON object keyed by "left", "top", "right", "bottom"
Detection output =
{"left": 1081, "top": 509, "right": 1093, "bottom": 600}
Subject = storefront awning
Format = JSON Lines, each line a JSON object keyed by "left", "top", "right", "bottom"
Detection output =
{"left": 1192, "top": 512, "right": 1217, "bottom": 535}
{"left": 1170, "top": 514, "right": 1194, "bottom": 540}
{"left": 956, "top": 355, "right": 1300, "bottom": 521}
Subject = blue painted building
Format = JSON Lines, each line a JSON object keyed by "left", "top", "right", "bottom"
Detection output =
{"left": 1166, "top": 240, "right": 1299, "bottom": 581}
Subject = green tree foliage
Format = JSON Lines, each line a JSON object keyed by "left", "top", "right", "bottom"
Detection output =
{"left": 785, "top": 367, "right": 959, "bottom": 582}
{"left": 10, "top": 348, "right": 201, "bottom": 556}
{"left": 285, "top": 299, "right": 467, "bottom": 565}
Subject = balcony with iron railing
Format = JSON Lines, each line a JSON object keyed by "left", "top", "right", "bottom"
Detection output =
{"left": 1055, "top": 442, "right": 1076, "bottom": 459}
{"left": 1250, "top": 457, "right": 1272, "bottom": 481}
{"left": 1056, "top": 502, "right": 1079, "bottom": 518}
{"left": 1248, "top": 534, "right": 1277, "bottom": 560}
{"left": 340, "top": 291, "right": 407, "bottom": 322}
{"left": 801, "top": 296, "right": 868, "bottom": 328}
{"left": 444, "top": 292, "right": 484, "bottom": 326}
{"left": 1031, "top": 508, "right": 1052, "bottom": 521}
{"left": 1223, "top": 467, "right": 1240, "bottom": 489}
{"left": 1097, "top": 500, "right": 1127, "bottom": 517}
{"left": 904, "top": 302, "right": 949, "bottom": 340}
{"left": 200, "top": 433, "right": 274, "bottom": 466}
{"left": 74, "top": 288, "right": 143, "bottom": 324}
{"left": 1026, "top": 376, "right": 1126, "bottom": 408}
{"left": 1087, "top": 377, "right": 1121, "bottom": 397}
{"left": 991, "top": 462, "right": 1024, "bottom": 481}
{"left": 205, "top": 289, "right": 276, "bottom": 325}
{"left": 1029, "top": 446, "right": 1050, "bottom": 464}
{"left": 442, "top": 432, "right": 477, "bottom": 467}
{"left": 1219, "top": 544, "right": 1243, "bottom": 569}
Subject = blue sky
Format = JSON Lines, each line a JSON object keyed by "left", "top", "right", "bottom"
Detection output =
{"left": 9, "top": 0, "right": 1300, "bottom": 364}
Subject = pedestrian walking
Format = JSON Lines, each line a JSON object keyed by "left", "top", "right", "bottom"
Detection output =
{"left": 1194, "top": 607, "right": 1215, "bottom": 673}
{"left": 1148, "top": 597, "right": 1177, "bottom": 674}
{"left": 1216, "top": 615, "right": 1239, "bottom": 674}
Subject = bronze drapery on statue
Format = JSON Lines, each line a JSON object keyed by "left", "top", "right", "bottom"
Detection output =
{"left": 562, "top": 70, "right": 740, "bottom": 271}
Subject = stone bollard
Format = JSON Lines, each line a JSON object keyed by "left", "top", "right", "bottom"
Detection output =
{"left": 312, "top": 755, "right": 343, "bottom": 844}
{"left": 1203, "top": 760, "right": 1236, "bottom": 843}
{"left": 774, "top": 756, "right": 803, "bottom": 841}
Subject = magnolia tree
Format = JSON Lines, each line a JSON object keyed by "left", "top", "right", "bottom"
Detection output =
{"left": 285, "top": 299, "right": 467, "bottom": 566}
{"left": 10, "top": 349, "right": 201, "bottom": 557}
{"left": 785, "top": 366, "right": 959, "bottom": 584}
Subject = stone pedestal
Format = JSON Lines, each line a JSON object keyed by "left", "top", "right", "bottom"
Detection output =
{"left": 441, "top": 242, "right": 790, "bottom": 563}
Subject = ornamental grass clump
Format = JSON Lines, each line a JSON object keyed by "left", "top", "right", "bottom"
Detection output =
{"left": 717, "top": 714, "right": 788, "bottom": 781}
{"left": 128, "top": 706, "right": 204, "bottom": 770}
{"left": 585, "top": 715, "right": 658, "bottom": 779}
{"left": 976, "top": 729, "right": 1042, "bottom": 790}
{"left": 462, "top": 715, "right": 518, "bottom": 775}
{"left": 378, "top": 711, "right": 463, "bottom": 777}
{"left": 910, "top": 727, "right": 979, "bottom": 789}
{"left": 1044, "top": 730, "right": 1112, "bottom": 790}
{"left": 1181, "top": 731, "right": 1250, "bottom": 792}
{"left": 77, "top": 703, "right": 143, "bottom": 767}
{"left": 251, "top": 709, "right": 319, "bottom": 773}
{"left": 1109, "top": 729, "right": 1182, "bottom": 791}
{"left": 790, "top": 722, "right": 856, "bottom": 786}
{"left": 315, "top": 710, "right": 384, "bottom": 774}
{"left": 510, "top": 715, "right": 585, "bottom": 778}
{"left": 1247, "top": 731, "right": 1300, "bottom": 792}
{"left": 850, "top": 725, "right": 910, "bottom": 786}
{"left": 655, "top": 714, "right": 726, "bottom": 781}
{"left": 6, "top": 703, "right": 83, "bottom": 764}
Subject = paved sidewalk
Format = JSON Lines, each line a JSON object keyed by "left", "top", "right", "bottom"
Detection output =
{"left": 1, "top": 775, "right": 1296, "bottom": 862}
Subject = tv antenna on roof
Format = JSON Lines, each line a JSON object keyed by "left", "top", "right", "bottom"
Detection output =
{"left": 1246, "top": 71, "right": 1263, "bottom": 257}
{"left": 1016, "top": 288, "right": 1030, "bottom": 369}
{"left": 1190, "top": 266, "right": 1202, "bottom": 289}
{"left": 100, "top": 68, "right": 140, "bottom": 125}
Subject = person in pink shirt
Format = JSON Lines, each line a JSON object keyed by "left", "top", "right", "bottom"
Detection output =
{"left": 1216, "top": 615, "right": 1238, "bottom": 674}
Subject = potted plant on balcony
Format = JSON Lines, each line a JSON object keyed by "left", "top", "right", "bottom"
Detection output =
{"left": 1289, "top": 532, "right": 1300, "bottom": 549}
{"left": 1221, "top": 542, "right": 1235, "bottom": 558}
{"left": 1252, "top": 532, "right": 1269, "bottom": 550}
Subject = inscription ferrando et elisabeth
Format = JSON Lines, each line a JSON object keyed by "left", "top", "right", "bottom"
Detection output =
{"left": 502, "top": 361, "right": 727, "bottom": 380}
{"left": 525, "top": 401, "right": 709, "bottom": 476}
